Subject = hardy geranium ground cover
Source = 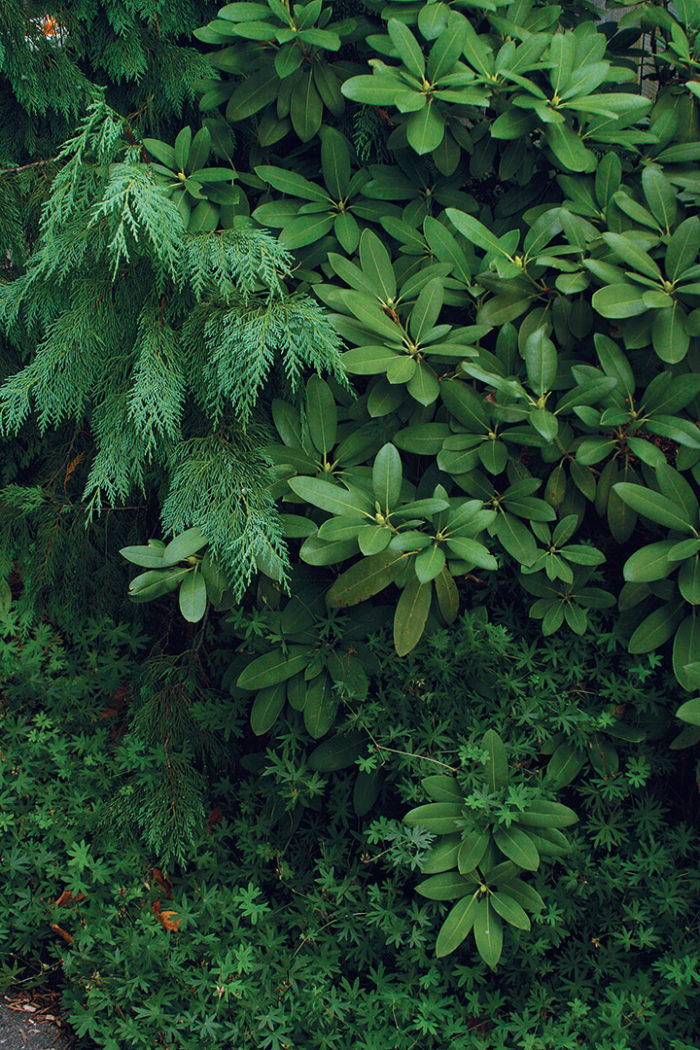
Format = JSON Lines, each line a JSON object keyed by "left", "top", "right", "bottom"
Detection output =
{"left": 1, "top": 0, "right": 700, "bottom": 1046}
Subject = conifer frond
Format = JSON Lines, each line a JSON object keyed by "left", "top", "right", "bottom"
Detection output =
{"left": 89, "top": 163, "right": 185, "bottom": 280}
{"left": 183, "top": 226, "right": 290, "bottom": 301}
{"left": 84, "top": 384, "right": 146, "bottom": 512}
{"left": 41, "top": 97, "right": 122, "bottom": 236}
{"left": 0, "top": 278, "right": 119, "bottom": 436}
{"left": 0, "top": 98, "right": 344, "bottom": 604}
{"left": 128, "top": 303, "right": 186, "bottom": 456}
{"left": 161, "top": 432, "right": 288, "bottom": 598}
{"left": 185, "top": 293, "right": 345, "bottom": 425}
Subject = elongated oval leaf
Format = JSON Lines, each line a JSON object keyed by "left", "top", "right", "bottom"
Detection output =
{"left": 421, "top": 774, "right": 462, "bottom": 802}
{"left": 250, "top": 681, "right": 287, "bottom": 735}
{"left": 308, "top": 730, "right": 366, "bottom": 771}
{"left": 403, "top": 802, "right": 464, "bottom": 834}
{"left": 434, "top": 565, "right": 459, "bottom": 624}
{"left": 623, "top": 541, "right": 677, "bottom": 583}
{"left": 446, "top": 209, "right": 514, "bottom": 258}
{"left": 327, "top": 550, "right": 408, "bottom": 607}
{"left": 676, "top": 697, "right": 700, "bottom": 726}
{"left": 288, "top": 476, "right": 372, "bottom": 517}
{"left": 163, "top": 526, "right": 208, "bottom": 565}
{"left": 421, "top": 834, "right": 461, "bottom": 874}
{"left": 359, "top": 228, "right": 397, "bottom": 302}
{"left": 304, "top": 673, "right": 338, "bottom": 739}
{"left": 120, "top": 545, "right": 167, "bottom": 569}
{"left": 372, "top": 443, "right": 402, "bottom": 510}
{"left": 178, "top": 570, "right": 207, "bottom": 622}
{"left": 613, "top": 484, "right": 695, "bottom": 533}
{"left": 493, "top": 825, "right": 539, "bottom": 870}
{"left": 516, "top": 800, "right": 578, "bottom": 829}
{"left": 306, "top": 375, "right": 337, "bottom": 455}
{"left": 473, "top": 898, "right": 503, "bottom": 968}
{"left": 237, "top": 646, "right": 311, "bottom": 690}
{"left": 628, "top": 603, "right": 683, "bottom": 654}
{"left": 435, "top": 893, "right": 479, "bottom": 957}
{"left": 524, "top": 328, "right": 557, "bottom": 396}
{"left": 416, "top": 872, "right": 473, "bottom": 900}
{"left": 673, "top": 614, "right": 700, "bottom": 691}
{"left": 394, "top": 577, "right": 432, "bottom": 656}
{"left": 458, "top": 829, "right": 490, "bottom": 874}
{"left": 491, "top": 891, "right": 531, "bottom": 930}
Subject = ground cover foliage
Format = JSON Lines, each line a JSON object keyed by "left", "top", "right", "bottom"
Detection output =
{"left": 1, "top": 0, "right": 700, "bottom": 1045}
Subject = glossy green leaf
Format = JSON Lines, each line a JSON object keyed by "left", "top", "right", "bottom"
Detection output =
{"left": 623, "top": 541, "right": 677, "bottom": 583}
{"left": 290, "top": 72, "right": 323, "bottom": 142}
{"left": 421, "top": 835, "right": 461, "bottom": 874}
{"left": 666, "top": 216, "right": 700, "bottom": 282}
{"left": 524, "top": 328, "right": 557, "bottom": 396}
{"left": 288, "top": 476, "right": 372, "bottom": 517}
{"left": 415, "top": 544, "right": 446, "bottom": 583}
{"left": 162, "top": 526, "right": 209, "bottom": 565}
{"left": 143, "top": 138, "right": 177, "bottom": 169}
{"left": 227, "top": 69, "right": 280, "bottom": 120}
{"left": 494, "top": 513, "right": 538, "bottom": 566}
{"left": 457, "top": 829, "right": 490, "bottom": 874}
{"left": 120, "top": 544, "right": 167, "bottom": 569}
{"left": 359, "top": 228, "right": 397, "bottom": 302}
{"left": 435, "top": 893, "right": 479, "bottom": 957}
{"left": 237, "top": 646, "right": 311, "bottom": 690}
{"left": 473, "top": 898, "right": 503, "bottom": 968}
{"left": 499, "top": 878, "right": 545, "bottom": 915}
{"left": 393, "top": 576, "right": 432, "bottom": 656}
{"left": 602, "top": 233, "right": 663, "bottom": 282}
{"left": 544, "top": 742, "right": 585, "bottom": 788}
{"left": 341, "top": 74, "right": 417, "bottom": 107}
{"left": 406, "top": 362, "right": 440, "bottom": 405}
{"left": 613, "top": 484, "right": 695, "bottom": 532}
{"left": 255, "top": 164, "right": 329, "bottom": 201}
{"left": 304, "top": 672, "right": 337, "bottom": 739}
{"left": 652, "top": 304, "right": 689, "bottom": 364}
{"left": 434, "top": 565, "right": 459, "bottom": 623}
{"left": 403, "top": 802, "right": 464, "bottom": 833}
{"left": 482, "top": 729, "right": 509, "bottom": 791}
{"left": 178, "top": 570, "right": 207, "bottom": 622}
{"left": 416, "top": 872, "right": 474, "bottom": 900}
{"left": 592, "top": 284, "right": 647, "bottom": 319}
{"left": 674, "top": 614, "right": 700, "bottom": 691}
{"left": 544, "top": 123, "right": 595, "bottom": 172}
{"left": 306, "top": 375, "right": 337, "bottom": 455}
{"left": 250, "top": 681, "right": 287, "bottom": 735}
{"left": 372, "top": 443, "right": 402, "bottom": 511}
{"left": 387, "top": 18, "right": 425, "bottom": 79}
{"left": 308, "top": 730, "right": 366, "bottom": 771}
{"left": 493, "top": 825, "right": 539, "bottom": 870}
{"left": 491, "top": 892, "right": 531, "bottom": 931}
{"left": 407, "top": 104, "right": 445, "bottom": 155}
{"left": 410, "top": 278, "right": 444, "bottom": 344}
{"left": 679, "top": 557, "right": 700, "bottom": 605}
{"left": 446, "top": 209, "right": 514, "bottom": 258}
{"left": 353, "top": 768, "right": 381, "bottom": 816}
{"left": 446, "top": 537, "right": 497, "bottom": 570}
{"left": 427, "top": 13, "right": 467, "bottom": 82}
{"left": 421, "top": 774, "right": 462, "bottom": 802}
{"left": 517, "top": 799, "right": 578, "bottom": 829}
{"left": 642, "top": 164, "right": 677, "bottom": 232}
{"left": 676, "top": 697, "right": 700, "bottom": 726}
{"left": 629, "top": 603, "right": 683, "bottom": 654}
{"left": 327, "top": 550, "right": 408, "bottom": 607}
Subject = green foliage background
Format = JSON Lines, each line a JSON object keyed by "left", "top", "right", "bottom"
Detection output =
{"left": 1, "top": 0, "right": 700, "bottom": 1045}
